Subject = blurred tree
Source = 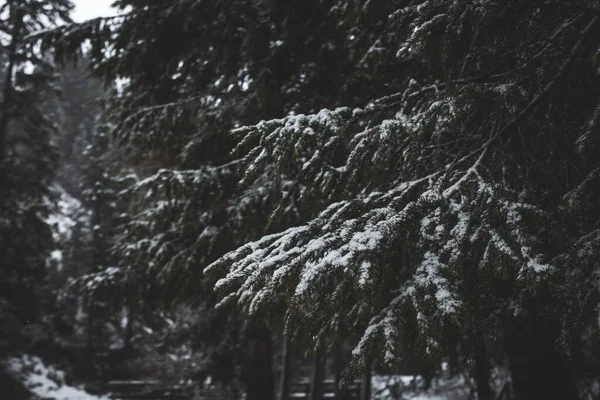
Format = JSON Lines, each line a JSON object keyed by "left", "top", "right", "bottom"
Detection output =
{"left": 0, "top": 0, "right": 72, "bottom": 355}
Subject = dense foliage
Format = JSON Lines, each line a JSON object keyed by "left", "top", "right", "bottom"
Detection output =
{"left": 8, "top": 1, "right": 600, "bottom": 399}
{"left": 208, "top": 2, "right": 600, "bottom": 399}
{"left": 0, "top": 0, "right": 73, "bottom": 349}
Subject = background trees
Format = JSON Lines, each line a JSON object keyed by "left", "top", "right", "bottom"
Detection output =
{"left": 0, "top": 0, "right": 72, "bottom": 353}
{"left": 6, "top": 1, "right": 600, "bottom": 400}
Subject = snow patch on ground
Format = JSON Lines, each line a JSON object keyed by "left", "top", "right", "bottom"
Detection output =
{"left": 372, "top": 374, "right": 473, "bottom": 400}
{"left": 5, "top": 354, "right": 110, "bottom": 400}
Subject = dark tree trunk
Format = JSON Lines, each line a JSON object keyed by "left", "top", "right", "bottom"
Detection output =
{"left": 473, "top": 337, "right": 491, "bottom": 400}
{"left": 243, "top": 322, "right": 275, "bottom": 400}
{"left": 504, "top": 316, "right": 578, "bottom": 400}
{"left": 309, "top": 342, "right": 325, "bottom": 400}
{"left": 0, "top": 0, "right": 22, "bottom": 162}
{"left": 360, "top": 358, "right": 372, "bottom": 400}
{"left": 87, "top": 306, "right": 94, "bottom": 352}
{"left": 334, "top": 338, "right": 345, "bottom": 399}
{"left": 278, "top": 333, "right": 292, "bottom": 400}
{"left": 0, "top": 371, "right": 31, "bottom": 400}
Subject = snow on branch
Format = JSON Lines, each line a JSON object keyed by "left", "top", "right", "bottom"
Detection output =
{"left": 205, "top": 0, "right": 600, "bottom": 369}
{"left": 111, "top": 160, "right": 276, "bottom": 301}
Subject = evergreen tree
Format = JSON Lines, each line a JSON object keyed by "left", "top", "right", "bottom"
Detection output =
{"left": 40, "top": 60, "right": 106, "bottom": 348}
{"left": 34, "top": 1, "right": 600, "bottom": 399}
{"left": 55, "top": 60, "right": 104, "bottom": 197}
{"left": 61, "top": 119, "right": 134, "bottom": 353}
{"left": 0, "top": 0, "right": 72, "bottom": 353}
{"left": 207, "top": 2, "right": 600, "bottom": 399}
{"left": 34, "top": 1, "right": 414, "bottom": 396}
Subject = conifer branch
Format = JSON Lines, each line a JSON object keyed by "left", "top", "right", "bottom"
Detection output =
{"left": 484, "top": 15, "right": 598, "bottom": 148}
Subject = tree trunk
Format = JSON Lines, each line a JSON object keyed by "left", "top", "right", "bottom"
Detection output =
{"left": 0, "top": 1, "right": 22, "bottom": 161}
{"left": 309, "top": 341, "right": 325, "bottom": 400}
{"left": 360, "top": 358, "right": 372, "bottom": 400}
{"left": 473, "top": 337, "right": 491, "bottom": 400}
{"left": 87, "top": 305, "right": 94, "bottom": 352}
{"left": 334, "top": 338, "right": 345, "bottom": 399}
{"left": 504, "top": 316, "right": 578, "bottom": 400}
{"left": 278, "top": 333, "right": 292, "bottom": 400}
{"left": 0, "top": 371, "right": 31, "bottom": 400}
{"left": 243, "top": 322, "right": 275, "bottom": 400}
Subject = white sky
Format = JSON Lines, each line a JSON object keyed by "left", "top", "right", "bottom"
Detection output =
{"left": 72, "top": 0, "right": 117, "bottom": 22}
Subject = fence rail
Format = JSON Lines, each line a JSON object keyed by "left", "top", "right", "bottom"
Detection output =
{"left": 101, "top": 379, "right": 363, "bottom": 400}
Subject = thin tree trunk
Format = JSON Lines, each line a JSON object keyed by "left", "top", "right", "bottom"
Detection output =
{"left": 334, "top": 338, "right": 344, "bottom": 399}
{"left": 243, "top": 322, "right": 275, "bottom": 400}
{"left": 278, "top": 333, "right": 292, "bottom": 400}
{"left": 473, "top": 337, "right": 491, "bottom": 400}
{"left": 0, "top": 0, "right": 22, "bottom": 161}
{"left": 360, "top": 358, "right": 372, "bottom": 400}
{"left": 87, "top": 193, "right": 102, "bottom": 353}
{"left": 87, "top": 305, "right": 94, "bottom": 352}
{"left": 309, "top": 342, "right": 325, "bottom": 400}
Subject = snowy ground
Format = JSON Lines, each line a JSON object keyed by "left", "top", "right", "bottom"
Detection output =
{"left": 4, "top": 353, "right": 489, "bottom": 400}
{"left": 372, "top": 374, "right": 473, "bottom": 400}
{"left": 5, "top": 355, "right": 110, "bottom": 400}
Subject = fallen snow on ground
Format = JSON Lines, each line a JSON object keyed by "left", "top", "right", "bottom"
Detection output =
{"left": 372, "top": 374, "right": 473, "bottom": 400}
{"left": 5, "top": 354, "right": 110, "bottom": 400}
